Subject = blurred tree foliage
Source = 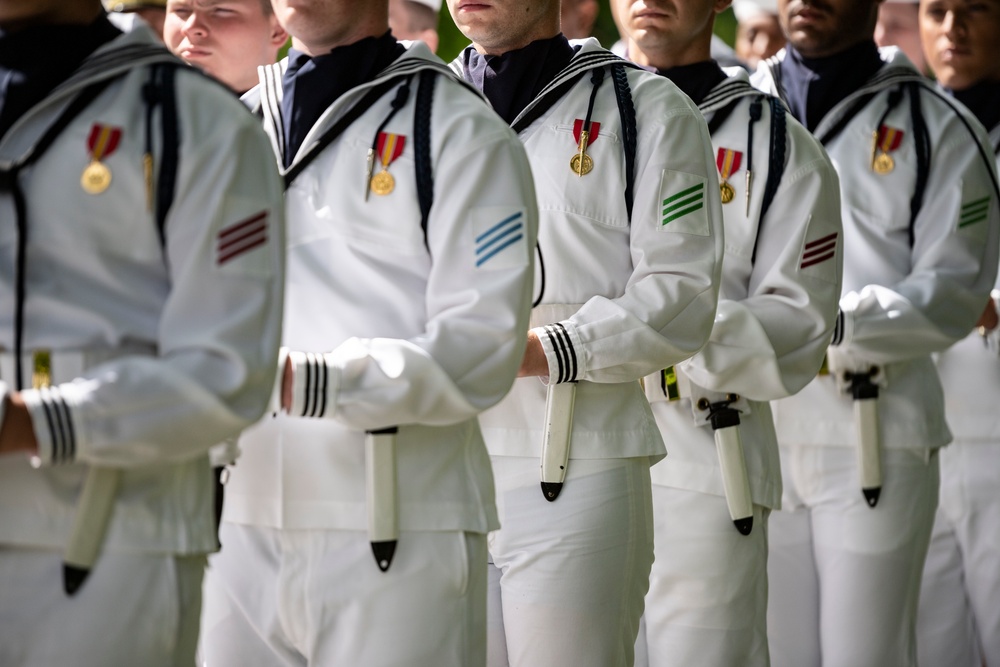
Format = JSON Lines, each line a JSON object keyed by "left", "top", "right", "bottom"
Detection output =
{"left": 435, "top": 2, "right": 737, "bottom": 62}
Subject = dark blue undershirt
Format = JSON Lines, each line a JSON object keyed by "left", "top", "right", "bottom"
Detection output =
{"left": 952, "top": 80, "right": 1000, "bottom": 142}
{"left": 461, "top": 34, "right": 575, "bottom": 125}
{"left": 781, "top": 40, "right": 884, "bottom": 132}
{"left": 655, "top": 60, "right": 728, "bottom": 107}
{"left": 280, "top": 31, "right": 405, "bottom": 166}
{"left": 0, "top": 14, "right": 121, "bottom": 140}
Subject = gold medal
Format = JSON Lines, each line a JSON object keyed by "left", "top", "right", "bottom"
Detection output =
{"left": 720, "top": 181, "right": 735, "bottom": 204}
{"left": 873, "top": 152, "right": 894, "bottom": 174}
{"left": 370, "top": 169, "right": 395, "bottom": 196}
{"left": 570, "top": 152, "right": 593, "bottom": 176}
{"left": 81, "top": 160, "right": 111, "bottom": 194}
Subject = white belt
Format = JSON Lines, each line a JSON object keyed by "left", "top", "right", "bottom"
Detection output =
{"left": 0, "top": 346, "right": 156, "bottom": 389}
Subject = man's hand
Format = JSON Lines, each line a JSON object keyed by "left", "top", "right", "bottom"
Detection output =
{"left": 281, "top": 355, "right": 294, "bottom": 412}
{"left": 977, "top": 297, "right": 998, "bottom": 332}
{"left": 518, "top": 330, "right": 550, "bottom": 378}
{"left": 0, "top": 394, "right": 39, "bottom": 456}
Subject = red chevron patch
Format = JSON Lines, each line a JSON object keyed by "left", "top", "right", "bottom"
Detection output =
{"left": 217, "top": 210, "right": 268, "bottom": 265}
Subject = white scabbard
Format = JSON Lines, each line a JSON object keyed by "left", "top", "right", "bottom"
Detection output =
{"left": 63, "top": 466, "right": 121, "bottom": 595}
{"left": 366, "top": 428, "right": 398, "bottom": 572}
{"left": 855, "top": 397, "right": 882, "bottom": 507}
{"left": 540, "top": 382, "right": 576, "bottom": 501}
{"left": 714, "top": 423, "right": 754, "bottom": 535}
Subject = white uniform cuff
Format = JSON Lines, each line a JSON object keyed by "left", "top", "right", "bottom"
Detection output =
{"left": 532, "top": 322, "right": 584, "bottom": 384}
{"left": 20, "top": 385, "right": 79, "bottom": 466}
{"left": 287, "top": 350, "right": 340, "bottom": 419}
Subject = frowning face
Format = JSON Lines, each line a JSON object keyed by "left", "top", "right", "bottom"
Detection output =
{"left": 445, "top": 0, "right": 560, "bottom": 54}
{"left": 778, "top": 0, "right": 882, "bottom": 57}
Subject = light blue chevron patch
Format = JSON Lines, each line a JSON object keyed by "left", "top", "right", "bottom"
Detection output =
{"left": 473, "top": 208, "right": 527, "bottom": 270}
{"left": 658, "top": 170, "right": 710, "bottom": 235}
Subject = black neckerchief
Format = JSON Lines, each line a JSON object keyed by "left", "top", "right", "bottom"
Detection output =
{"left": 0, "top": 14, "right": 121, "bottom": 140}
{"left": 655, "top": 60, "right": 728, "bottom": 106}
{"left": 462, "top": 34, "right": 575, "bottom": 125}
{"left": 781, "top": 40, "right": 884, "bottom": 132}
{"left": 951, "top": 79, "right": 1000, "bottom": 138}
{"left": 280, "top": 31, "right": 405, "bottom": 166}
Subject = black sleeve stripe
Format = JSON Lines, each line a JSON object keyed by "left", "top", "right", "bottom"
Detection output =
{"left": 39, "top": 397, "right": 62, "bottom": 463}
{"left": 317, "top": 357, "right": 328, "bottom": 419}
{"left": 54, "top": 395, "right": 76, "bottom": 462}
{"left": 543, "top": 325, "right": 567, "bottom": 384}
{"left": 551, "top": 323, "right": 578, "bottom": 382}
{"left": 309, "top": 354, "right": 323, "bottom": 418}
{"left": 48, "top": 394, "right": 70, "bottom": 464}
{"left": 831, "top": 309, "right": 844, "bottom": 346}
{"left": 301, "top": 354, "right": 314, "bottom": 418}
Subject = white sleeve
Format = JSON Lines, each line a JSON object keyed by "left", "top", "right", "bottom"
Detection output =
{"left": 24, "top": 79, "right": 286, "bottom": 468}
{"left": 681, "top": 150, "right": 843, "bottom": 401}
{"left": 287, "top": 124, "right": 539, "bottom": 430}
{"left": 835, "top": 113, "right": 1000, "bottom": 363}
{"left": 540, "top": 105, "right": 725, "bottom": 384}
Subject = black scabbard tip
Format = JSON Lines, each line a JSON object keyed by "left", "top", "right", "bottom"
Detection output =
{"left": 734, "top": 517, "right": 753, "bottom": 536}
{"left": 371, "top": 540, "right": 397, "bottom": 572}
{"left": 863, "top": 487, "right": 881, "bottom": 508}
{"left": 540, "top": 482, "right": 563, "bottom": 502}
{"left": 63, "top": 564, "right": 89, "bottom": 596}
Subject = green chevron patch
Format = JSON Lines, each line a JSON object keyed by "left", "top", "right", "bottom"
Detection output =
{"left": 959, "top": 196, "right": 990, "bottom": 228}
{"left": 657, "top": 170, "right": 710, "bottom": 235}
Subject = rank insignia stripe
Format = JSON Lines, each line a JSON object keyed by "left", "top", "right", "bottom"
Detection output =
{"left": 658, "top": 170, "right": 711, "bottom": 236}
{"left": 800, "top": 231, "right": 838, "bottom": 269}
{"left": 217, "top": 210, "right": 269, "bottom": 265}
{"left": 662, "top": 183, "right": 705, "bottom": 225}
{"left": 958, "top": 196, "right": 991, "bottom": 228}
{"left": 473, "top": 208, "right": 528, "bottom": 270}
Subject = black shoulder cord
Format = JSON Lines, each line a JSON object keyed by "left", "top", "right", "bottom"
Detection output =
{"left": 413, "top": 70, "right": 436, "bottom": 250}
{"left": 611, "top": 64, "right": 638, "bottom": 224}
{"left": 0, "top": 78, "right": 116, "bottom": 389}
{"left": 706, "top": 98, "right": 741, "bottom": 136}
{"left": 142, "top": 63, "right": 180, "bottom": 250}
{"left": 755, "top": 96, "right": 787, "bottom": 260}
{"left": 906, "top": 82, "right": 932, "bottom": 248}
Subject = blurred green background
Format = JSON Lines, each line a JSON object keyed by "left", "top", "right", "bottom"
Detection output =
{"left": 435, "top": 1, "right": 738, "bottom": 61}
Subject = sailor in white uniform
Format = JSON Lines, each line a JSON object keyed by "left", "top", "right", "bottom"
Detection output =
{"left": 616, "top": 0, "right": 843, "bottom": 664}
{"left": 0, "top": 3, "right": 285, "bottom": 665}
{"left": 199, "top": 1, "right": 539, "bottom": 665}
{"left": 447, "top": 1, "right": 725, "bottom": 664}
{"left": 752, "top": 0, "right": 1000, "bottom": 662}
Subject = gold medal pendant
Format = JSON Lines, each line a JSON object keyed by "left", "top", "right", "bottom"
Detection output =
{"left": 81, "top": 160, "right": 112, "bottom": 194}
{"left": 370, "top": 169, "right": 395, "bottom": 196}
{"left": 570, "top": 152, "right": 594, "bottom": 176}
{"left": 720, "top": 181, "right": 735, "bottom": 204}
{"left": 873, "top": 152, "right": 894, "bottom": 174}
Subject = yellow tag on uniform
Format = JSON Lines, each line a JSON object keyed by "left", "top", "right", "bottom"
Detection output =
{"left": 32, "top": 349, "right": 51, "bottom": 389}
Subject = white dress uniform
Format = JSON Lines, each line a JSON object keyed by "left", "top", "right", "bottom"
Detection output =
{"left": 753, "top": 47, "right": 1000, "bottom": 666}
{"left": 0, "top": 22, "right": 285, "bottom": 667}
{"left": 918, "top": 116, "right": 1000, "bottom": 667}
{"left": 456, "top": 38, "right": 724, "bottom": 667}
{"left": 635, "top": 67, "right": 842, "bottom": 667}
{"left": 202, "top": 41, "right": 538, "bottom": 667}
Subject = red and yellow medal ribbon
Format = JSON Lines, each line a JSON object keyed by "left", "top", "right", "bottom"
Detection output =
{"left": 376, "top": 132, "right": 405, "bottom": 170}
{"left": 876, "top": 125, "right": 903, "bottom": 154}
{"left": 87, "top": 124, "right": 122, "bottom": 162}
{"left": 716, "top": 147, "right": 742, "bottom": 182}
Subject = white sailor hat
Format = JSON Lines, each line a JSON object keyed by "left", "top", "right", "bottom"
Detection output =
{"left": 732, "top": 0, "right": 778, "bottom": 21}
{"left": 407, "top": 0, "right": 442, "bottom": 11}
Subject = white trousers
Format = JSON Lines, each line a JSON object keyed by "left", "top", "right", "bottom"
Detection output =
{"left": 635, "top": 487, "right": 771, "bottom": 667}
{"left": 767, "top": 445, "right": 939, "bottom": 667}
{"left": 486, "top": 456, "right": 653, "bottom": 667}
{"left": 201, "top": 523, "right": 486, "bottom": 667}
{"left": 917, "top": 440, "right": 1000, "bottom": 667}
{"left": 0, "top": 546, "right": 204, "bottom": 667}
